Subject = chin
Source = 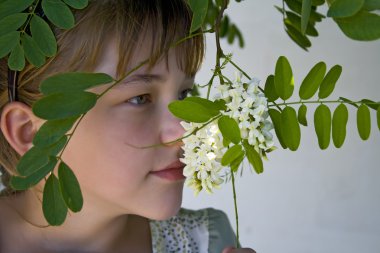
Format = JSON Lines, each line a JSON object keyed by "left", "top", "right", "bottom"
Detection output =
{"left": 148, "top": 191, "right": 183, "bottom": 221}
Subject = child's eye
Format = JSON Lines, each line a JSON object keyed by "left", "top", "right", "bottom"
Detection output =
{"left": 179, "top": 88, "right": 193, "bottom": 100}
{"left": 127, "top": 94, "right": 151, "bottom": 105}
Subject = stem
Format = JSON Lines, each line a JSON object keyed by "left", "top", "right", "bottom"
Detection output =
{"left": 126, "top": 114, "right": 223, "bottom": 149}
{"left": 20, "top": 0, "right": 41, "bottom": 34}
{"left": 220, "top": 73, "right": 233, "bottom": 84}
{"left": 206, "top": 70, "right": 218, "bottom": 99}
{"left": 172, "top": 28, "right": 214, "bottom": 48}
{"left": 228, "top": 58, "right": 251, "bottom": 81}
{"left": 213, "top": 0, "right": 229, "bottom": 86}
{"left": 201, "top": 72, "right": 216, "bottom": 88}
{"left": 97, "top": 59, "right": 149, "bottom": 99}
{"left": 213, "top": 1, "right": 241, "bottom": 245}
{"left": 231, "top": 170, "right": 239, "bottom": 248}
{"left": 282, "top": 0, "right": 286, "bottom": 22}
{"left": 268, "top": 99, "right": 375, "bottom": 107}
{"left": 57, "top": 115, "right": 85, "bottom": 160}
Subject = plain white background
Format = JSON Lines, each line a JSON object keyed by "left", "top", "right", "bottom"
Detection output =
{"left": 182, "top": 1, "right": 380, "bottom": 253}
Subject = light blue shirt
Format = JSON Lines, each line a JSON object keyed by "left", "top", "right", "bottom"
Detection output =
{"left": 150, "top": 208, "right": 239, "bottom": 253}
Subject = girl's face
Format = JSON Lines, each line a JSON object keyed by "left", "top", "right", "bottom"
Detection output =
{"left": 61, "top": 40, "right": 193, "bottom": 220}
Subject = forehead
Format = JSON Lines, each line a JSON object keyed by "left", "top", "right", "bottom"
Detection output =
{"left": 94, "top": 37, "right": 190, "bottom": 79}
{"left": 90, "top": 39, "right": 193, "bottom": 93}
{"left": 94, "top": 15, "right": 202, "bottom": 80}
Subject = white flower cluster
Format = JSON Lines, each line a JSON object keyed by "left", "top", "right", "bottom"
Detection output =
{"left": 180, "top": 121, "right": 225, "bottom": 195}
{"left": 216, "top": 73, "right": 274, "bottom": 154}
{"left": 181, "top": 72, "right": 275, "bottom": 195}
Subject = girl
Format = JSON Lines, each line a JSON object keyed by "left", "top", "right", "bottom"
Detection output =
{"left": 0, "top": 0, "right": 256, "bottom": 252}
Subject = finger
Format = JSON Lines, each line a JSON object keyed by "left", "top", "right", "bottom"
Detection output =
{"left": 222, "top": 246, "right": 235, "bottom": 253}
{"left": 241, "top": 248, "right": 256, "bottom": 253}
{"left": 222, "top": 247, "right": 257, "bottom": 253}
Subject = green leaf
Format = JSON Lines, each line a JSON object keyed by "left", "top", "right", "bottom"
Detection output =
{"left": 285, "top": 12, "right": 319, "bottom": 36}
{"left": 268, "top": 109, "right": 288, "bottom": 149}
{"left": 40, "top": 72, "right": 114, "bottom": 95}
{"left": 0, "top": 0, "right": 34, "bottom": 20}
{"left": 63, "top": 0, "right": 88, "bottom": 9}
{"left": 46, "top": 136, "right": 68, "bottom": 157}
{"left": 8, "top": 42, "right": 25, "bottom": 71}
{"left": 0, "top": 31, "right": 19, "bottom": 58}
{"left": 281, "top": 106, "right": 301, "bottom": 151}
{"left": 227, "top": 24, "right": 237, "bottom": 44}
{"left": 264, "top": 75, "right": 279, "bottom": 102}
{"left": 168, "top": 100, "right": 219, "bottom": 123}
{"left": 33, "top": 91, "right": 97, "bottom": 120}
{"left": 335, "top": 10, "right": 380, "bottom": 41}
{"left": 21, "top": 33, "right": 46, "bottom": 67}
{"left": 235, "top": 26, "right": 245, "bottom": 48}
{"left": 318, "top": 65, "right": 342, "bottom": 99}
{"left": 299, "top": 61, "right": 326, "bottom": 100}
{"left": 332, "top": 103, "right": 348, "bottom": 148}
{"left": 219, "top": 16, "right": 230, "bottom": 37}
{"left": 223, "top": 137, "right": 231, "bottom": 147}
{"left": 230, "top": 152, "right": 244, "bottom": 172}
{"left": 314, "top": 104, "right": 332, "bottom": 149}
{"left": 33, "top": 116, "right": 79, "bottom": 148}
{"left": 16, "top": 146, "right": 50, "bottom": 177}
{"left": 327, "top": 0, "right": 364, "bottom": 18}
{"left": 299, "top": 0, "right": 325, "bottom": 5}
{"left": 283, "top": 0, "right": 325, "bottom": 22}
{"left": 213, "top": 99, "right": 227, "bottom": 111}
{"left": 363, "top": 0, "right": 380, "bottom": 10}
{"left": 10, "top": 158, "right": 57, "bottom": 190}
{"left": 340, "top": 97, "right": 359, "bottom": 108}
{"left": 274, "top": 56, "right": 294, "bottom": 100}
{"left": 285, "top": 23, "right": 311, "bottom": 50}
{"left": 185, "top": 96, "right": 225, "bottom": 112}
{"left": 218, "top": 115, "right": 241, "bottom": 144}
{"left": 311, "top": 0, "right": 326, "bottom": 6}
{"left": 42, "top": 0, "right": 75, "bottom": 29}
{"left": 58, "top": 162, "right": 83, "bottom": 212}
{"left": 221, "top": 144, "right": 244, "bottom": 166}
{"left": 30, "top": 15, "right": 57, "bottom": 57}
{"left": 188, "top": 0, "right": 208, "bottom": 33}
{"left": 43, "top": 174, "right": 68, "bottom": 226}
{"left": 301, "top": 0, "right": 312, "bottom": 34}
{"left": 357, "top": 104, "right": 371, "bottom": 140}
{"left": 215, "top": 0, "right": 223, "bottom": 7}
{"left": 243, "top": 140, "right": 264, "bottom": 174}
{"left": 298, "top": 104, "right": 308, "bottom": 126}
{"left": 205, "top": 1, "right": 218, "bottom": 26}
{"left": 360, "top": 99, "right": 379, "bottom": 110}
{"left": 377, "top": 107, "right": 380, "bottom": 131}
{"left": 0, "top": 13, "right": 28, "bottom": 37}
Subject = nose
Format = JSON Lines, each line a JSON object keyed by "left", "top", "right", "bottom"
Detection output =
{"left": 159, "top": 104, "right": 186, "bottom": 147}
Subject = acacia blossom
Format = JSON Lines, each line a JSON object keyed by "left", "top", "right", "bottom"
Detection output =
{"left": 180, "top": 121, "right": 225, "bottom": 195}
{"left": 216, "top": 73, "right": 274, "bottom": 153}
{"left": 181, "top": 72, "right": 275, "bottom": 195}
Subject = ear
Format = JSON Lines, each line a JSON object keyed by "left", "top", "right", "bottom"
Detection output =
{"left": 0, "top": 102, "right": 44, "bottom": 156}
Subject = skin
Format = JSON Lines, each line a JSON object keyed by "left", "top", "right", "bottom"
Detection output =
{"left": 0, "top": 38, "right": 256, "bottom": 252}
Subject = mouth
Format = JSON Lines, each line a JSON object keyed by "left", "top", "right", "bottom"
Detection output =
{"left": 150, "top": 161, "right": 186, "bottom": 181}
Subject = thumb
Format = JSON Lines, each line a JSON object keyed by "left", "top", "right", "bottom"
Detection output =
{"left": 222, "top": 246, "right": 235, "bottom": 253}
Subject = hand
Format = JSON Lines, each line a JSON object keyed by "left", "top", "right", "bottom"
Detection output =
{"left": 222, "top": 246, "right": 256, "bottom": 253}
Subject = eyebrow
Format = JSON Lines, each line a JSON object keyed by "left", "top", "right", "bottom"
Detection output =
{"left": 114, "top": 73, "right": 194, "bottom": 89}
{"left": 129, "top": 74, "right": 166, "bottom": 83}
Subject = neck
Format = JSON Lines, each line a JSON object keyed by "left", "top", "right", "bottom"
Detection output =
{"left": 1, "top": 190, "right": 152, "bottom": 252}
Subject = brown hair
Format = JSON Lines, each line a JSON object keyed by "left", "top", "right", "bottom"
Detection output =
{"left": 0, "top": 0, "right": 204, "bottom": 194}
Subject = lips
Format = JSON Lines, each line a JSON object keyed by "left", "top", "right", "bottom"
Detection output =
{"left": 150, "top": 161, "right": 185, "bottom": 181}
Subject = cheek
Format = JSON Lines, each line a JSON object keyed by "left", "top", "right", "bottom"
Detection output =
{"left": 60, "top": 106, "right": 159, "bottom": 190}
